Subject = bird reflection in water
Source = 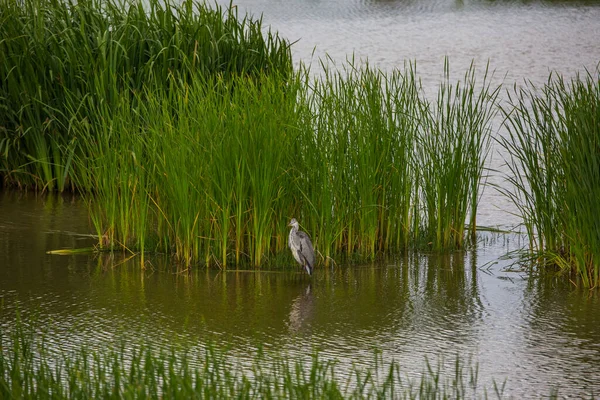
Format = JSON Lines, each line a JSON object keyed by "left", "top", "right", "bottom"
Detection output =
{"left": 287, "top": 284, "right": 314, "bottom": 333}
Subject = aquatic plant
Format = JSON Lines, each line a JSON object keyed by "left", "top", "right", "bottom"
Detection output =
{"left": 500, "top": 69, "right": 600, "bottom": 288}
{"left": 0, "top": 323, "right": 522, "bottom": 399}
{"left": 70, "top": 60, "right": 498, "bottom": 267}
{"left": 0, "top": 0, "right": 292, "bottom": 191}
{"left": 72, "top": 73, "right": 300, "bottom": 267}
{"left": 0, "top": 0, "right": 500, "bottom": 266}
{"left": 417, "top": 61, "right": 499, "bottom": 250}
{"left": 293, "top": 62, "right": 422, "bottom": 261}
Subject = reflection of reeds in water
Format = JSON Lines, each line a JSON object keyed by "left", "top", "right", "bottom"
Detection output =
{"left": 500, "top": 70, "right": 600, "bottom": 287}
{"left": 408, "top": 250, "right": 484, "bottom": 333}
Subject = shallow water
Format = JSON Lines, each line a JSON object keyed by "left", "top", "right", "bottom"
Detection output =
{"left": 1, "top": 191, "right": 600, "bottom": 397}
{"left": 2, "top": 1, "right": 600, "bottom": 397}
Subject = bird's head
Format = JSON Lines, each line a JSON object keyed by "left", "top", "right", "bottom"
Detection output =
{"left": 288, "top": 218, "right": 299, "bottom": 229}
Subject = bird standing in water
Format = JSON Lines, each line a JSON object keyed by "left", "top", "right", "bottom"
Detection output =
{"left": 288, "top": 218, "right": 315, "bottom": 276}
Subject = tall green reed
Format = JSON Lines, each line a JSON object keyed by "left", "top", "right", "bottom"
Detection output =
{"left": 418, "top": 61, "right": 500, "bottom": 250}
{"left": 70, "top": 59, "right": 499, "bottom": 268}
{"left": 71, "top": 60, "right": 498, "bottom": 268}
{"left": 0, "top": 0, "right": 501, "bottom": 266}
{"left": 0, "top": 0, "right": 292, "bottom": 191}
{"left": 294, "top": 62, "right": 422, "bottom": 261}
{"left": 74, "top": 73, "right": 299, "bottom": 268}
{"left": 500, "top": 70, "right": 600, "bottom": 287}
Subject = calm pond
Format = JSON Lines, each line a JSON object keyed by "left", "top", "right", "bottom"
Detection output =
{"left": 2, "top": 0, "right": 600, "bottom": 397}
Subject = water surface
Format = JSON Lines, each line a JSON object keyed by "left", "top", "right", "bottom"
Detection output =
{"left": 1, "top": 191, "right": 600, "bottom": 397}
{"left": 228, "top": 0, "right": 600, "bottom": 87}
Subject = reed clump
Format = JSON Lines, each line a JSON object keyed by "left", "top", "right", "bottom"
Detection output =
{"left": 71, "top": 62, "right": 498, "bottom": 267}
{"left": 0, "top": 0, "right": 292, "bottom": 191}
{"left": 0, "top": 0, "right": 499, "bottom": 266}
{"left": 500, "top": 70, "right": 600, "bottom": 288}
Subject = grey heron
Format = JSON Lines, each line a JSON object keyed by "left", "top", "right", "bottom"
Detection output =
{"left": 288, "top": 218, "right": 315, "bottom": 276}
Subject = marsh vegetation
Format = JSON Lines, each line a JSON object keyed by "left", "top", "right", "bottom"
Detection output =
{"left": 500, "top": 72, "right": 600, "bottom": 287}
{"left": 1, "top": 0, "right": 599, "bottom": 287}
{"left": 0, "top": 321, "right": 540, "bottom": 399}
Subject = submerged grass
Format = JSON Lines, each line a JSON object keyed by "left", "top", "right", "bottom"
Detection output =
{"left": 0, "top": 323, "right": 526, "bottom": 399}
{"left": 500, "top": 69, "right": 600, "bottom": 288}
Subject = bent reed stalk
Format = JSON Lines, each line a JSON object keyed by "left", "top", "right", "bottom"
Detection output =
{"left": 1, "top": 0, "right": 499, "bottom": 267}
{"left": 500, "top": 70, "right": 600, "bottom": 288}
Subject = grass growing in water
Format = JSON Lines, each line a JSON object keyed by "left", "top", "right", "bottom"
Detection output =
{"left": 0, "top": 0, "right": 500, "bottom": 266}
{"left": 71, "top": 61, "right": 498, "bottom": 267}
{"left": 417, "top": 61, "right": 499, "bottom": 250}
{"left": 500, "top": 69, "right": 600, "bottom": 288}
{"left": 0, "top": 324, "right": 522, "bottom": 399}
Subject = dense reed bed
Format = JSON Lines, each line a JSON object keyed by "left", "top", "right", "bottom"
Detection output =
{"left": 500, "top": 70, "right": 600, "bottom": 288}
{"left": 0, "top": 0, "right": 292, "bottom": 191}
{"left": 0, "top": 325, "right": 518, "bottom": 399}
{"left": 0, "top": 0, "right": 499, "bottom": 266}
{"left": 70, "top": 62, "right": 498, "bottom": 267}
